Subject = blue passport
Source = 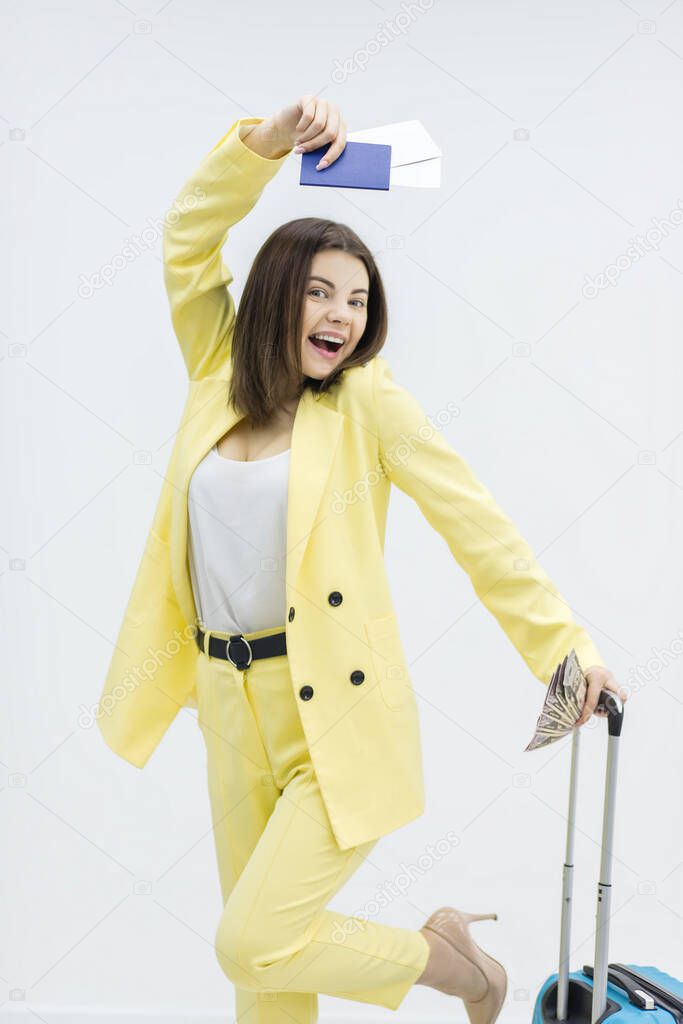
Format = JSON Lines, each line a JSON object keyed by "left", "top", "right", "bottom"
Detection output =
{"left": 300, "top": 140, "right": 392, "bottom": 190}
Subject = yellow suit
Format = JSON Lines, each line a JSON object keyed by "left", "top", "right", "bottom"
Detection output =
{"left": 96, "top": 116, "right": 604, "bottom": 852}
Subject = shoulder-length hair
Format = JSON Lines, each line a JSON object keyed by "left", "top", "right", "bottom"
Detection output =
{"left": 228, "top": 217, "right": 388, "bottom": 424}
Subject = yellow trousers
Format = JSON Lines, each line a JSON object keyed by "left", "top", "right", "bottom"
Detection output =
{"left": 195, "top": 623, "right": 431, "bottom": 1022}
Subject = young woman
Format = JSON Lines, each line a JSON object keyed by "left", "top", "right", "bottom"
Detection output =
{"left": 97, "top": 94, "right": 627, "bottom": 1024}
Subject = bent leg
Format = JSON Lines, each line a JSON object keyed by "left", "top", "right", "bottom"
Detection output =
{"left": 215, "top": 763, "right": 430, "bottom": 1011}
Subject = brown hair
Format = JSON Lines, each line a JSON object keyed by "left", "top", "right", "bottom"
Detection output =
{"left": 227, "top": 217, "right": 388, "bottom": 424}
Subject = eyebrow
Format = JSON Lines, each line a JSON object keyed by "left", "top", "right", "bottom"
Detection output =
{"left": 308, "top": 275, "right": 369, "bottom": 295}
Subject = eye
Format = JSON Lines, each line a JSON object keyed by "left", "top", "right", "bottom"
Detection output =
{"left": 308, "top": 288, "right": 366, "bottom": 308}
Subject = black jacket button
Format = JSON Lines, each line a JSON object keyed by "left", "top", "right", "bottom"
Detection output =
{"left": 288, "top": 606, "right": 295, "bottom": 621}
{"left": 299, "top": 685, "right": 314, "bottom": 701}
{"left": 328, "top": 591, "right": 343, "bottom": 606}
{"left": 350, "top": 670, "right": 365, "bottom": 685}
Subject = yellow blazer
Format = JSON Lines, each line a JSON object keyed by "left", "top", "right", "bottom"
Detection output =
{"left": 96, "top": 116, "right": 604, "bottom": 850}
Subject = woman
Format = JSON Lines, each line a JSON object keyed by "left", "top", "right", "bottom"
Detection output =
{"left": 97, "top": 94, "right": 627, "bottom": 1024}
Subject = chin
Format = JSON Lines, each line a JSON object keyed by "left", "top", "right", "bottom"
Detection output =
{"left": 301, "top": 356, "right": 342, "bottom": 380}
{"left": 302, "top": 364, "right": 325, "bottom": 380}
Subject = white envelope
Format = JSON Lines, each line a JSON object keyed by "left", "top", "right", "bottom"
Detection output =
{"left": 347, "top": 119, "right": 441, "bottom": 189}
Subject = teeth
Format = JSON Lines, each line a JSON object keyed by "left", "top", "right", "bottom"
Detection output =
{"left": 310, "top": 333, "right": 343, "bottom": 346}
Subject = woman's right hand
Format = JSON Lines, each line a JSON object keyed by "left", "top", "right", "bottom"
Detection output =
{"left": 267, "top": 95, "right": 348, "bottom": 170}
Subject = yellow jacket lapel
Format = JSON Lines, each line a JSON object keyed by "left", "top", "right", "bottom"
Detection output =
{"left": 286, "top": 388, "right": 343, "bottom": 593}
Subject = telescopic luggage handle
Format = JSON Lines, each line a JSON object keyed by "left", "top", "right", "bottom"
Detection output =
{"left": 556, "top": 688, "right": 625, "bottom": 1024}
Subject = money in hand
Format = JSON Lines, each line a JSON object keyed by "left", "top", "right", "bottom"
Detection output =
{"left": 524, "top": 649, "right": 588, "bottom": 752}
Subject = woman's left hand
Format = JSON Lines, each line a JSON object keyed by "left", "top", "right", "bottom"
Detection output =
{"left": 575, "top": 665, "right": 629, "bottom": 726}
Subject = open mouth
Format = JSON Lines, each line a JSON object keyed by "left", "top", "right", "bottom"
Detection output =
{"left": 308, "top": 333, "right": 344, "bottom": 358}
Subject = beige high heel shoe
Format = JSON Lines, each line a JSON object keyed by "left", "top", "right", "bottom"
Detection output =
{"left": 421, "top": 907, "right": 508, "bottom": 1024}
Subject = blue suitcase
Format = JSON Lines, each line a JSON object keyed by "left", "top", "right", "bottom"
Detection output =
{"left": 531, "top": 690, "right": 683, "bottom": 1024}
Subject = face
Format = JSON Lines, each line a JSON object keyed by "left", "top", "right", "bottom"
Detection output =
{"left": 300, "top": 250, "right": 370, "bottom": 379}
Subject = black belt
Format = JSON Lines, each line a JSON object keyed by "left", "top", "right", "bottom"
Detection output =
{"left": 195, "top": 627, "right": 287, "bottom": 669}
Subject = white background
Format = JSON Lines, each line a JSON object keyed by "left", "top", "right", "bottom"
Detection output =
{"left": 2, "top": 1, "right": 682, "bottom": 1022}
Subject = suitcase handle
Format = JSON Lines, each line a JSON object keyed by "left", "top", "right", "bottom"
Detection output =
{"left": 582, "top": 964, "right": 656, "bottom": 1011}
{"left": 609, "top": 964, "right": 683, "bottom": 1023}
{"left": 556, "top": 687, "right": 625, "bottom": 1024}
{"left": 596, "top": 688, "right": 624, "bottom": 737}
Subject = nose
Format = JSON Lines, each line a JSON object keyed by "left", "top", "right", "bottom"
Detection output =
{"left": 327, "top": 308, "right": 351, "bottom": 325}
{"left": 324, "top": 297, "right": 351, "bottom": 323}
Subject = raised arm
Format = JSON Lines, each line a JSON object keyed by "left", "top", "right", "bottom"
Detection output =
{"left": 372, "top": 356, "right": 605, "bottom": 684}
{"left": 162, "top": 116, "right": 291, "bottom": 380}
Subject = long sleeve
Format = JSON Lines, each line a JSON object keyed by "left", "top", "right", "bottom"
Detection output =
{"left": 372, "top": 355, "right": 605, "bottom": 684}
{"left": 162, "top": 117, "right": 291, "bottom": 381}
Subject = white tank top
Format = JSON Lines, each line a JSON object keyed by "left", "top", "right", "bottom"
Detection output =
{"left": 187, "top": 443, "right": 291, "bottom": 635}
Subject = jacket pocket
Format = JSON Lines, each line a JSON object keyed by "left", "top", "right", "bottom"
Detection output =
{"left": 363, "top": 613, "right": 412, "bottom": 711}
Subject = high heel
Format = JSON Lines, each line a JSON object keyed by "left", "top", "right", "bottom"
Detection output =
{"left": 421, "top": 906, "right": 508, "bottom": 1024}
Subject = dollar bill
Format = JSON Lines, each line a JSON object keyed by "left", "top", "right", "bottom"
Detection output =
{"left": 524, "top": 648, "right": 587, "bottom": 752}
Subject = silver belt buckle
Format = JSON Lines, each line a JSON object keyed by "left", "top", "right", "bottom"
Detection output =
{"left": 226, "top": 634, "right": 253, "bottom": 669}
